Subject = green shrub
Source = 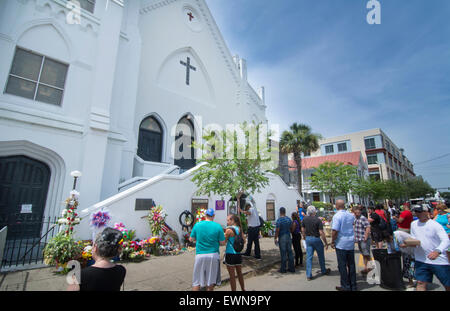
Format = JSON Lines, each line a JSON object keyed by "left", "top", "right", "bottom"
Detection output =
{"left": 261, "top": 221, "right": 274, "bottom": 237}
{"left": 312, "top": 201, "right": 333, "bottom": 210}
{"left": 43, "top": 233, "right": 83, "bottom": 267}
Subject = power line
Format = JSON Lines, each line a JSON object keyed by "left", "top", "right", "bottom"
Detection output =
{"left": 414, "top": 153, "right": 450, "bottom": 166}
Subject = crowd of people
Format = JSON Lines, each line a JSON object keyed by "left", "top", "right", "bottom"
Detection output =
{"left": 67, "top": 199, "right": 449, "bottom": 292}
{"left": 291, "top": 199, "right": 450, "bottom": 291}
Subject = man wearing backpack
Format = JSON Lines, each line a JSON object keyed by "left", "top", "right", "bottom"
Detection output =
{"left": 224, "top": 214, "right": 246, "bottom": 291}
{"left": 368, "top": 205, "right": 392, "bottom": 249}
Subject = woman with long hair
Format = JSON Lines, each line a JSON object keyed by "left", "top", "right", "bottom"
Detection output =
{"left": 291, "top": 212, "right": 303, "bottom": 267}
{"left": 224, "top": 214, "right": 246, "bottom": 291}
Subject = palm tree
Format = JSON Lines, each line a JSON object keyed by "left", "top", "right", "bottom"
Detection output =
{"left": 280, "top": 123, "right": 322, "bottom": 197}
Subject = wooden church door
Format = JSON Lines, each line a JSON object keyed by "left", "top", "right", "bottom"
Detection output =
{"left": 0, "top": 156, "right": 50, "bottom": 239}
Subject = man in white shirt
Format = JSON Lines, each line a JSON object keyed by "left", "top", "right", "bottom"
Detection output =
{"left": 240, "top": 203, "right": 261, "bottom": 260}
{"left": 410, "top": 204, "right": 450, "bottom": 291}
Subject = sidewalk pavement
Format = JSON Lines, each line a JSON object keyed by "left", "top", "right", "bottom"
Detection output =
{"left": 3, "top": 237, "right": 444, "bottom": 291}
{"left": 0, "top": 237, "right": 280, "bottom": 291}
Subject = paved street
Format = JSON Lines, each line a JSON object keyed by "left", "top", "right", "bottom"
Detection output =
{"left": 0, "top": 237, "right": 445, "bottom": 291}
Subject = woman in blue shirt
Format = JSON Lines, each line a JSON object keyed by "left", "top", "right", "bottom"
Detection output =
{"left": 433, "top": 203, "right": 450, "bottom": 236}
{"left": 224, "top": 214, "right": 246, "bottom": 291}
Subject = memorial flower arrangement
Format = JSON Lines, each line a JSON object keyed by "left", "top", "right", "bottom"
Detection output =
{"left": 147, "top": 205, "right": 167, "bottom": 236}
{"left": 90, "top": 210, "right": 111, "bottom": 229}
{"left": 114, "top": 222, "right": 136, "bottom": 241}
{"left": 120, "top": 239, "right": 148, "bottom": 261}
{"left": 58, "top": 190, "right": 81, "bottom": 236}
{"left": 139, "top": 236, "right": 161, "bottom": 256}
{"left": 43, "top": 233, "right": 83, "bottom": 271}
{"left": 195, "top": 208, "right": 207, "bottom": 223}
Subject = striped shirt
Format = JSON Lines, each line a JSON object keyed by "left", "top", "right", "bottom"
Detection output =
{"left": 353, "top": 215, "right": 370, "bottom": 241}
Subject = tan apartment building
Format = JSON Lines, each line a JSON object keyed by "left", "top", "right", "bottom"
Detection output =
{"left": 309, "top": 128, "right": 415, "bottom": 182}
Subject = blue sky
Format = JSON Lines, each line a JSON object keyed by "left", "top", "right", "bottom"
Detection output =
{"left": 206, "top": 0, "right": 450, "bottom": 189}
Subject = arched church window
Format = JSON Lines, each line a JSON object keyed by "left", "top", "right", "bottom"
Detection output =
{"left": 137, "top": 116, "right": 163, "bottom": 163}
{"left": 174, "top": 116, "right": 196, "bottom": 171}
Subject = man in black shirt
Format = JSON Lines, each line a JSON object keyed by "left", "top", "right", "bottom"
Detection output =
{"left": 301, "top": 205, "right": 331, "bottom": 280}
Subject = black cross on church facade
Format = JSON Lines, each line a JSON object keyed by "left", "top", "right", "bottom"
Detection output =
{"left": 180, "top": 57, "right": 196, "bottom": 85}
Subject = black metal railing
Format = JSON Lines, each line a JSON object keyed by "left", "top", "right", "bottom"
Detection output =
{"left": 1, "top": 216, "right": 61, "bottom": 269}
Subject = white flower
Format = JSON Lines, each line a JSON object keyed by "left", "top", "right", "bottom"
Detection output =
{"left": 84, "top": 246, "right": 92, "bottom": 252}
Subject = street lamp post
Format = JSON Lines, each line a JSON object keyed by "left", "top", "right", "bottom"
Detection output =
{"left": 70, "top": 170, "right": 82, "bottom": 190}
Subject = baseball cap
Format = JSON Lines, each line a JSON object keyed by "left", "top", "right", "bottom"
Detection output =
{"left": 412, "top": 204, "right": 430, "bottom": 213}
{"left": 206, "top": 208, "right": 215, "bottom": 217}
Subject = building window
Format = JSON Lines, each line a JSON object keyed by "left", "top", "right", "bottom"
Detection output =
{"left": 303, "top": 151, "right": 311, "bottom": 157}
{"left": 325, "top": 145, "right": 334, "bottom": 154}
{"left": 389, "top": 157, "right": 393, "bottom": 167}
{"left": 266, "top": 200, "right": 275, "bottom": 221}
{"left": 367, "top": 154, "right": 378, "bottom": 165}
{"left": 67, "top": 0, "right": 96, "bottom": 13}
{"left": 337, "top": 143, "right": 347, "bottom": 152}
{"left": 364, "top": 138, "right": 376, "bottom": 150}
{"left": 5, "top": 47, "right": 68, "bottom": 106}
{"left": 385, "top": 141, "right": 390, "bottom": 152}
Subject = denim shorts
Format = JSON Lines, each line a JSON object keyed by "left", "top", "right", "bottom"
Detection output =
{"left": 357, "top": 239, "right": 371, "bottom": 257}
{"left": 414, "top": 260, "right": 450, "bottom": 287}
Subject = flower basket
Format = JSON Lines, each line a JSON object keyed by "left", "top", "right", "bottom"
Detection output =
{"left": 43, "top": 233, "right": 83, "bottom": 274}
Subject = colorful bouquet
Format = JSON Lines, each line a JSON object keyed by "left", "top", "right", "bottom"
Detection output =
{"left": 138, "top": 236, "right": 161, "bottom": 256}
{"left": 90, "top": 210, "right": 111, "bottom": 229}
{"left": 195, "top": 208, "right": 206, "bottom": 223}
{"left": 114, "top": 222, "right": 135, "bottom": 241}
{"left": 120, "top": 240, "right": 148, "bottom": 261}
{"left": 147, "top": 205, "right": 167, "bottom": 236}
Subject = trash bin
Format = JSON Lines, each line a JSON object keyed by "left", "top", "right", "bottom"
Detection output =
{"left": 372, "top": 248, "right": 405, "bottom": 290}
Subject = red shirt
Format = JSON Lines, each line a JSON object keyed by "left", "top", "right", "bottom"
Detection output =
{"left": 397, "top": 210, "right": 413, "bottom": 229}
{"left": 375, "top": 209, "right": 388, "bottom": 222}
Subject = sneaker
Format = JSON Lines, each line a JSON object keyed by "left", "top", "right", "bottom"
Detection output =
{"left": 254, "top": 256, "right": 262, "bottom": 260}
{"left": 322, "top": 268, "right": 331, "bottom": 276}
{"left": 242, "top": 254, "right": 251, "bottom": 258}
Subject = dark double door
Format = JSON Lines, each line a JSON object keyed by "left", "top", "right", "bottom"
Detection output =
{"left": 0, "top": 156, "right": 50, "bottom": 239}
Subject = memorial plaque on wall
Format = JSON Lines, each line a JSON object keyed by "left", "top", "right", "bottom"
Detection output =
{"left": 135, "top": 199, "right": 155, "bottom": 211}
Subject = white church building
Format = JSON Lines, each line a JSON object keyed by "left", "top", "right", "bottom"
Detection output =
{"left": 0, "top": 0, "right": 301, "bottom": 242}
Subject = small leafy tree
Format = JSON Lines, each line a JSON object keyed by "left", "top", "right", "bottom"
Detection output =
{"left": 309, "top": 161, "right": 358, "bottom": 204}
{"left": 192, "top": 122, "right": 278, "bottom": 213}
{"left": 351, "top": 177, "right": 373, "bottom": 205}
{"left": 404, "top": 176, "right": 435, "bottom": 199}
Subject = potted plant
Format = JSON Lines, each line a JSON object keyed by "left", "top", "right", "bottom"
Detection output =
{"left": 261, "top": 221, "right": 274, "bottom": 237}
{"left": 43, "top": 233, "right": 83, "bottom": 273}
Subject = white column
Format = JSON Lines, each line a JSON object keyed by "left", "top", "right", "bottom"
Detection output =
{"left": 78, "top": 0, "right": 124, "bottom": 208}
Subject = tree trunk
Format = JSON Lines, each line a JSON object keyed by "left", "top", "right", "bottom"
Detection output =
{"left": 236, "top": 192, "right": 242, "bottom": 215}
{"left": 294, "top": 152, "right": 302, "bottom": 198}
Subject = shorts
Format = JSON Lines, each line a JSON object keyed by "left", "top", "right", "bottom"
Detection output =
{"left": 223, "top": 253, "right": 242, "bottom": 266}
{"left": 414, "top": 261, "right": 450, "bottom": 287}
{"left": 357, "top": 239, "right": 371, "bottom": 257}
{"left": 371, "top": 229, "right": 391, "bottom": 243}
{"left": 192, "top": 253, "right": 221, "bottom": 287}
